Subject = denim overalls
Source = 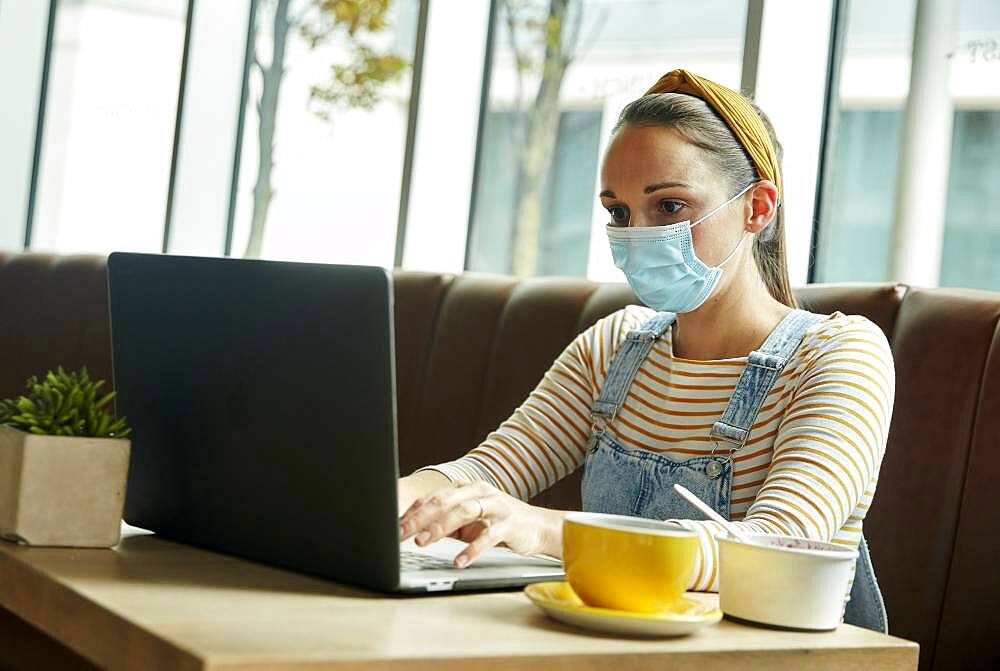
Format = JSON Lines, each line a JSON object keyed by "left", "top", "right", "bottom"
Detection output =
{"left": 580, "top": 309, "right": 888, "bottom": 633}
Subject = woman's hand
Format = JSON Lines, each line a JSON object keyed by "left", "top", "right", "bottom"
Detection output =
{"left": 398, "top": 470, "right": 451, "bottom": 515}
{"left": 398, "top": 481, "right": 559, "bottom": 568}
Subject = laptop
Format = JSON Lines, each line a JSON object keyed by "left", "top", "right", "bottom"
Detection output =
{"left": 107, "top": 252, "right": 564, "bottom": 593}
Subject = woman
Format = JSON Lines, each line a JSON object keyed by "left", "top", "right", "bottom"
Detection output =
{"left": 397, "top": 70, "right": 893, "bottom": 631}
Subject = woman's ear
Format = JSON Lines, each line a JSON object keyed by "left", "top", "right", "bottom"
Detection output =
{"left": 745, "top": 180, "right": 779, "bottom": 234}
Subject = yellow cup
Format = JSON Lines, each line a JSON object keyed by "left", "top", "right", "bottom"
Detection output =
{"left": 563, "top": 512, "right": 698, "bottom": 613}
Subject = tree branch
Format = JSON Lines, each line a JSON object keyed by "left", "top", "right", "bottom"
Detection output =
{"left": 503, "top": 0, "right": 526, "bottom": 115}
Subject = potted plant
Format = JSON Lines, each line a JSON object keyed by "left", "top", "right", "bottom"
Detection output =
{"left": 0, "top": 367, "right": 131, "bottom": 547}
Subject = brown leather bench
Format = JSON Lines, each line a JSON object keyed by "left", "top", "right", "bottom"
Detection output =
{"left": 1, "top": 252, "right": 997, "bottom": 671}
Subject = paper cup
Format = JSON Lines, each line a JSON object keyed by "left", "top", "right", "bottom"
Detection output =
{"left": 718, "top": 531, "right": 858, "bottom": 630}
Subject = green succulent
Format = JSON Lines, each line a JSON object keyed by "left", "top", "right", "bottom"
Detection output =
{"left": 0, "top": 367, "right": 130, "bottom": 439}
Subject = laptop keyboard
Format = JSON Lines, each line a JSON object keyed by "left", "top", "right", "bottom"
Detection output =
{"left": 400, "top": 550, "right": 457, "bottom": 571}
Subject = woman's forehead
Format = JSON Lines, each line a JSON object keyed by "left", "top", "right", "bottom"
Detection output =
{"left": 601, "top": 125, "right": 712, "bottom": 190}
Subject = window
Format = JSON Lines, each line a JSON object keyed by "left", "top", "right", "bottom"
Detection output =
{"left": 164, "top": 0, "right": 253, "bottom": 257}
{"left": 397, "top": 0, "right": 490, "bottom": 275}
{"left": 0, "top": 1, "right": 50, "bottom": 251}
{"left": 817, "top": 109, "right": 902, "bottom": 282}
{"left": 465, "top": 0, "right": 748, "bottom": 279}
{"left": 30, "top": 0, "right": 187, "bottom": 255}
{"left": 815, "top": 0, "right": 1000, "bottom": 290}
{"left": 229, "top": 0, "right": 422, "bottom": 267}
{"left": 814, "top": 0, "right": 915, "bottom": 284}
{"left": 468, "top": 109, "right": 602, "bottom": 276}
{"left": 12, "top": 0, "right": 994, "bottom": 294}
{"left": 939, "top": 0, "right": 1000, "bottom": 290}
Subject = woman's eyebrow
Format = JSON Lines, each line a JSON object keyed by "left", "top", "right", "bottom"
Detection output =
{"left": 599, "top": 181, "right": 690, "bottom": 199}
{"left": 644, "top": 181, "right": 689, "bottom": 194}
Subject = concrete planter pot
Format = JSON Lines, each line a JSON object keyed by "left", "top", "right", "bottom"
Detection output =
{"left": 0, "top": 425, "right": 130, "bottom": 547}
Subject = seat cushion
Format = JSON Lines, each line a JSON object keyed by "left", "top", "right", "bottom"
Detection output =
{"left": 872, "top": 287, "right": 1000, "bottom": 668}
{"left": 932, "top": 314, "right": 1000, "bottom": 670}
{"left": 0, "top": 254, "right": 113, "bottom": 399}
{"left": 6, "top": 257, "right": 996, "bottom": 670}
{"left": 795, "top": 282, "right": 905, "bottom": 340}
{"left": 394, "top": 273, "right": 519, "bottom": 476}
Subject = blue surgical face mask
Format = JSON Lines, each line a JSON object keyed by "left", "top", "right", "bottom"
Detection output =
{"left": 606, "top": 182, "right": 754, "bottom": 314}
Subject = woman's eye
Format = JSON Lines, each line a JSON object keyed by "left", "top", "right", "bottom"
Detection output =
{"left": 607, "top": 205, "right": 629, "bottom": 226}
{"left": 658, "top": 200, "right": 683, "bottom": 216}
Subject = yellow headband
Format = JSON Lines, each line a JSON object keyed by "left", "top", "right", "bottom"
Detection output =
{"left": 644, "top": 69, "right": 782, "bottom": 199}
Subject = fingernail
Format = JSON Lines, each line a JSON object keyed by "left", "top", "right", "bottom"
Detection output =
{"left": 416, "top": 531, "right": 431, "bottom": 545}
{"left": 455, "top": 555, "right": 468, "bottom": 568}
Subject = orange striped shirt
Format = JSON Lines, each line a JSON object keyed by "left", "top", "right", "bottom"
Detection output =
{"left": 420, "top": 306, "right": 895, "bottom": 593}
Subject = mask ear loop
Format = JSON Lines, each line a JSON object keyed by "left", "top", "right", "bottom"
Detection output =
{"left": 716, "top": 231, "right": 751, "bottom": 269}
{"left": 689, "top": 181, "right": 756, "bottom": 230}
{"left": 690, "top": 181, "right": 757, "bottom": 269}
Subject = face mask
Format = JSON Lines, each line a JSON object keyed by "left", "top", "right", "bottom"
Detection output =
{"left": 606, "top": 182, "right": 754, "bottom": 314}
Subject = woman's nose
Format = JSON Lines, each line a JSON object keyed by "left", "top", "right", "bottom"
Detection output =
{"left": 629, "top": 211, "right": 656, "bottom": 228}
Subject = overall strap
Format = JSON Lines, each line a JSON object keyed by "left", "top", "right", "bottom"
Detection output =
{"left": 710, "top": 309, "right": 828, "bottom": 450}
{"left": 590, "top": 312, "right": 676, "bottom": 432}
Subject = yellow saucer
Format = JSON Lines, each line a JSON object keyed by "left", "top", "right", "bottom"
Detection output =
{"left": 524, "top": 581, "right": 722, "bottom": 637}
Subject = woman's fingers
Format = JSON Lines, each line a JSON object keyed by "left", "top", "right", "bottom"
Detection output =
{"left": 399, "top": 486, "right": 458, "bottom": 541}
{"left": 414, "top": 497, "right": 484, "bottom": 546}
{"left": 397, "top": 481, "right": 537, "bottom": 565}
{"left": 454, "top": 523, "right": 505, "bottom": 568}
{"left": 398, "top": 482, "right": 547, "bottom": 564}
{"left": 399, "top": 483, "right": 490, "bottom": 543}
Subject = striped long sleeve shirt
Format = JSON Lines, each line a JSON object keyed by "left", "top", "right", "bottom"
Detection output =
{"left": 419, "top": 305, "right": 895, "bottom": 592}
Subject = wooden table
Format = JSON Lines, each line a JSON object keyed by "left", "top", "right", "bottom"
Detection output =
{"left": 0, "top": 526, "right": 918, "bottom": 671}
